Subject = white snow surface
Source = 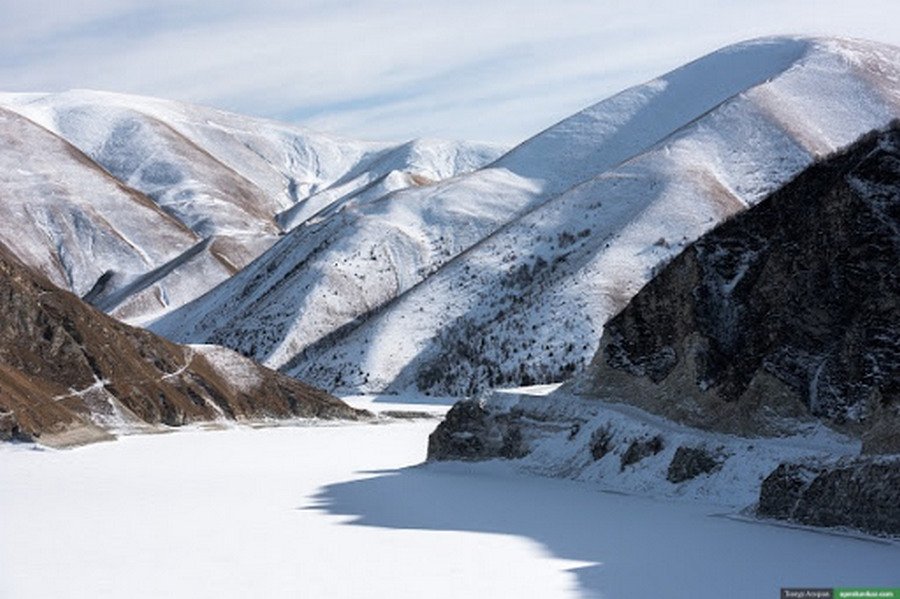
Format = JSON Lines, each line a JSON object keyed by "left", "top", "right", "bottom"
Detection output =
{"left": 0, "top": 90, "right": 504, "bottom": 323}
{"left": 151, "top": 37, "right": 900, "bottom": 394}
{"left": 1, "top": 393, "right": 897, "bottom": 599}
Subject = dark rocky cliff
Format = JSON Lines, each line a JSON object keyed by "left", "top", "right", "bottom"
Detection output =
{"left": 583, "top": 123, "right": 900, "bottom": 455}
{"left": 0, "top": 245, "right": 368, "bottom": 446}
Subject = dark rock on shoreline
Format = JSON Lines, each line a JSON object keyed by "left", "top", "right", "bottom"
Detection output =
{"left": 667, "top": 446, "right": 724, "bottom": 483}
{"left": 758, "top": 457, "right": 900, "bottom": 536}
{"left": 427, "top": 400, "right": 528, "bottom": 461}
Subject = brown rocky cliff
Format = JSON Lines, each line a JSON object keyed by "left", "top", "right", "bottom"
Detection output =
{"left": 0, "top": 245, "right": 368, "bottom": 446}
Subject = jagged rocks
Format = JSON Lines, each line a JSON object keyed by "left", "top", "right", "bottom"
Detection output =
{"left": 427, "top": 400, "right": 528, "bottom": 461}
{"left": 757, "top": 463, "right": 819, "bottom": 520}
{"left": 758, "top": 458, "right": 900, "bottom": 536}
{"left": 589, "top": 425, "right": 615, "bottom": 460}
{"left": 0, "top": 412, "right": 32, "bottom": 443}
{"left": 667, "top": 446, "right": 723, "bottom": 483}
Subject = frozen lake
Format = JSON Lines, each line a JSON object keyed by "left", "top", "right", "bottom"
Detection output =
{"left": 1, "top": 397, "right": 897, "bottom": 598}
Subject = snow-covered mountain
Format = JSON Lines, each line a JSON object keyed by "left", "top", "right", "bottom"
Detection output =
{"left": 0, "top": 90, "right": 504, "bottom": 323}
{"left": 154, "top": 37, "right": 900, "bottom": 394}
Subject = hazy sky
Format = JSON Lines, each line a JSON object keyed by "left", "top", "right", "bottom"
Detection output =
{"left": 2, "top": 1, "right": 899, "bottom": 143}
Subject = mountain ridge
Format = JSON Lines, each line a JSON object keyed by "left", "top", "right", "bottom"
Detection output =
{"left": 153, "top": 37, "right": 833, "bottom": 381}
{"left": 0, "top": 90, "right": 505, "bottom": 324}
{"left": 4, "top": 36, "right": 899, "bottom": 403}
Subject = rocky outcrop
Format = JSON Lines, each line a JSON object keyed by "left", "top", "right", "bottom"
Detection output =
{"left": 0, "top": 245, "right": 368, "bottom": 446}
{"left": 588, "top": 424, "right": 615, "bottom": 460}
{"left": 758, "top": 458, "right": 900, "bottom": 536}
{"left": 666, "top": 446, "right": 724, "bottom": 483}
{"left": 620, "top": 435, "right": 665, "bottom": 470}
{"left": 427, "top": 400, "right": 528, "bottom": 461}
{"left": 582, "top": 123, "right": 900, "bottom": 454}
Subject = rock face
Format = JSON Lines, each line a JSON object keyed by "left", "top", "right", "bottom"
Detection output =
{"left": 758, "top": 458, "right": 900, "bottom": 536}
{"left": 0, "top": 244, "right": 367, "bottom": 446}
{"left": 582, "top": 123, "right": 900, "bottom": 454}
{"left": 620, "top": 436, "right": 665, "bottom": 470}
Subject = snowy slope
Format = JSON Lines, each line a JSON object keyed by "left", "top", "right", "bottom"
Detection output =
{"left": 155, "top": 37, "right": 900, "bottom": 393}
{"left": 0, "top": 107, "right": 199, "bottom": 297}
{"left": 151, "top": 166, "right": 541, "bottom": 365}
{"left": 281, "top": 37, "right": 900, "bottom": 394}
{"left": 153, "top": 37, "right": 823, "bottom": 373}
{"left": 444, "top": 384, "right": 865, "bottom": 508}
{"left": 0, "top": 91, "right": 504, "bottom": 323}
{"left": 276, "top": 137, "right": 508, "bottom": 230}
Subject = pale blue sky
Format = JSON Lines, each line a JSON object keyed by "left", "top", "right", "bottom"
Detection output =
{"left": 2, "top": 0, "right": 899, "bottom": 143}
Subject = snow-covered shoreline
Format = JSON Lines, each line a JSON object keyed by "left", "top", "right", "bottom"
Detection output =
{"left": 473, "top": 385, "right": 865, "bottom": 509}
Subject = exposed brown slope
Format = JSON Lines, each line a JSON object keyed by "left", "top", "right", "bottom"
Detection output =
{"left": 0, "top": 245, "right": 367, "bottom": 447}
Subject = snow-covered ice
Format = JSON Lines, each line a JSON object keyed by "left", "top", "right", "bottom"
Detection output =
{"left": 1, "top": 395, "right": 896, "bottom": 599}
